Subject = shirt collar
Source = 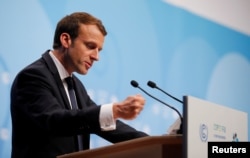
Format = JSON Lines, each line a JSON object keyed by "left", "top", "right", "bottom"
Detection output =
{"left": 49, "top": 50, "right": 70, "bottom": 80}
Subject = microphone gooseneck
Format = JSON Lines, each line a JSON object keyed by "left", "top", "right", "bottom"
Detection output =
{"left": 130, "top": 80, "right": 183, "bottom": 134}
{"left": 147, "top": 80, "right": 183, "bottom": 104}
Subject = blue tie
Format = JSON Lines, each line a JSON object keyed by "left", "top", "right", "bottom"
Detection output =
{"left": 65, "top": 77, "right": 83, "bottom": 150}
{"left": 65, "top": 77, "right": 78, "bottom": 109}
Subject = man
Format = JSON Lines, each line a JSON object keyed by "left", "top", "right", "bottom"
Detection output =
{"left": 10, "top": 12, "right": 148, "bottom": 158}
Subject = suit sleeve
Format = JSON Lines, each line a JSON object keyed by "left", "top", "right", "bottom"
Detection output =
{"left": 11, "top": 67, "right": 101, "bottom": 137}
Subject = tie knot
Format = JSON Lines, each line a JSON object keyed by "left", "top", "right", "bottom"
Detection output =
{"left": 65, "top": 77, "right": 74, "bottom": 90}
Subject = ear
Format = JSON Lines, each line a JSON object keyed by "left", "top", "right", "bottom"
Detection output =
{"left": 60, "top": 33, "right": 71, "bottom": 48}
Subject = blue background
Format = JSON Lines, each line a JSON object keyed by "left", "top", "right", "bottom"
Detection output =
{"left": 0, "top": 0, "right": 249, "bottom": 157}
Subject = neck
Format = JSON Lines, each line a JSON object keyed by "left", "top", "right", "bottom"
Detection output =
{"left": 52, "top": 49, "right": 73, "bottom": 74}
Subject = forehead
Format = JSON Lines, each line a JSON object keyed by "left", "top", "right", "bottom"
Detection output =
{"left": 78, "top": 24, "right": 104, "bottom": 39}
{"left": 77, "top": 24, "right": 105, "bottom": 47}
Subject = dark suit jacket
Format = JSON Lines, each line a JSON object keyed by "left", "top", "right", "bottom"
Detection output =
{"left": 10, "top": 50, "right": 148, "bottom": 158}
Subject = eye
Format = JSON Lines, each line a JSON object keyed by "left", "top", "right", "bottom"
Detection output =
{"left": 85, "top": 42, "right": 97, "bottom": 50}
{"left": 85, "top": 42, "right": 102, "bottom": 52}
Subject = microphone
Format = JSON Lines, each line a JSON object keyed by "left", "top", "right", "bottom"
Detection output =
{"left": 147, "top": 80, "right": 183, "bottom": 103}
{"left": 130, "top": 80, "right": 183, "bottom": 134}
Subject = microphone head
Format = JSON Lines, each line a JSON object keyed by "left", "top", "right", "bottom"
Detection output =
{"left": 147, "top": 80, "right": 156, "bottom": 88}
{"left": 130, "top": 80, "right": 139, "bottom": 88}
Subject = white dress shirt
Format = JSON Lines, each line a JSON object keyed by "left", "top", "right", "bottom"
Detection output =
{"left": 49, "top": 51, "right": 116, "bottom": 131}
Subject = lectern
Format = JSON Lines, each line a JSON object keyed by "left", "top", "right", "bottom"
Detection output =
{"left": 57, "top": 135, "right": 182, "bottom": 158}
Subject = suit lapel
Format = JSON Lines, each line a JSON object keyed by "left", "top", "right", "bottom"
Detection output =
{"left": 42, "top": 50, "right": 72, "bottom": 109}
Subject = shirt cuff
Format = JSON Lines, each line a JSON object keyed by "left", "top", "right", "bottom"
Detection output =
{"left": 99, "top": 103, "right": 116, "bottom": 131}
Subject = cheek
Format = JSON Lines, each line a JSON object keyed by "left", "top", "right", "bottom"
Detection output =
{"left": 73, "top": 50, "right": 85, "bottom": 61}
{"left": 70, "top": 46, "right": 90, "bottom": 62}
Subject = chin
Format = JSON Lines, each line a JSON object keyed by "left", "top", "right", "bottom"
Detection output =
{"left": 82, "top": 70, "right": 88, "bottom": 75}
{"left": 76, "top": 69, "right": 88, "bottom": 75}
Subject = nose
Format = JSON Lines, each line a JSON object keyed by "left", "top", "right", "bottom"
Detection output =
{"left": 90, "top": 49, "right": 99, "bottom": 61}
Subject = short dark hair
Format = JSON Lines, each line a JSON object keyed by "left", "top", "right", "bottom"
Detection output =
{"left": 53, "top": 12, "right": 107, "bottom": 49}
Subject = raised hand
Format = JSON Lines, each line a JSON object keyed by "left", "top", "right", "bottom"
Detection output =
{"left": 113, "top": 94, "right": 146, "bottom": 120}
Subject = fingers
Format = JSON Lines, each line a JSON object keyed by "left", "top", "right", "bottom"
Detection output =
{"left": 113, "top": 94, "right": 146, "bottom": 120}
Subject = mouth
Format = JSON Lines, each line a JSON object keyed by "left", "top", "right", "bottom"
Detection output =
{"left": 85, "top": 61, "right": 92, "bottom": 69}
